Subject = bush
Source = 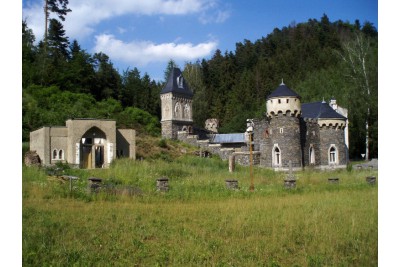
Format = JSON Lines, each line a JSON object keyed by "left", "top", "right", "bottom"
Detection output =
{"left": 158, "top": 138, "right": 168, "bottom": 148}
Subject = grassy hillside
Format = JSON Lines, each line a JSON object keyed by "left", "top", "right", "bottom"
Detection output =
{"left": 22, "top": 146, "right": 378, "bottom": 266}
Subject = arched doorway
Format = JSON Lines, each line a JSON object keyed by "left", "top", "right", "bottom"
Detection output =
{"left": 80, "top": 127, "right": 106, "bottom": 169}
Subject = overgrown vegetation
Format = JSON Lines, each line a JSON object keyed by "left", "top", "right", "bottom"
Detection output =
{"left": 23, "top": 151, "right": 378, "bottom": 266}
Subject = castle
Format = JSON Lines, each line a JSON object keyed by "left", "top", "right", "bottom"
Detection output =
{"left": 161, "top": 68, "right": 349, "bottom": 170}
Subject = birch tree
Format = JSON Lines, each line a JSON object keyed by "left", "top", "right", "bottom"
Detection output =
{"left": 338, "top": 32, "right": 375, "bottom": 160}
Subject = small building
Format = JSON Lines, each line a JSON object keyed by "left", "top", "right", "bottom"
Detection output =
{"left": 29, "top": 118, "right": 136, "bottom": 169}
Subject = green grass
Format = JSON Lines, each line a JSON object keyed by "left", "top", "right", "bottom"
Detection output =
{"left": 23, "top": 154, "right": 378, "bottom": 266}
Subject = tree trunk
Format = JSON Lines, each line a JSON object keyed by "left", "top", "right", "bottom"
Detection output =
{"left": 44, "top": 0, "right": 48, "bottom": 47}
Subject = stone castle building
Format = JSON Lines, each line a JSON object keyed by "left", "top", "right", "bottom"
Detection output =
{"left": 161, "top": 68, "right": 349, "bottom": 170}
{"left": 29, "top": 119, "right": 136, "bottom": 169}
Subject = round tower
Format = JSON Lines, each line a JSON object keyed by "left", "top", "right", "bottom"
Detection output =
{"left": 265, "top": 81, "right": 302, "bottom": 169}
{"left": 160, "top": 68, "right": 193, "bottom": 139}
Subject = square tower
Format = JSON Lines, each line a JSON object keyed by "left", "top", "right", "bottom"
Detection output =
{"left": 160, "top": 68, "right": 194, "bottom": 139}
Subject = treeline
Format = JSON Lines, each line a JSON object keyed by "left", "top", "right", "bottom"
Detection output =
{"left": 22, "top": 19, "right": 162, "bottom": 140}
{"left": 22, "top": 13, "right": 377, "bottom": 159}
{"left": 182, "top": 14, "right": 377, "bottom": 159}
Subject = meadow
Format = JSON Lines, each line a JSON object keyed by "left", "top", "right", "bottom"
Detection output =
{"left": 22, "top": 153, "right": 378, "bottom": 266}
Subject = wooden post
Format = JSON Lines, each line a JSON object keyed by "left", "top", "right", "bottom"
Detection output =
{"left": 249, "top": 132, "right": 254, "bottom": 192}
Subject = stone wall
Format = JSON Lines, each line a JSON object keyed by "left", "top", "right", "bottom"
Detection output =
{"left": 162, "top": 120, "right": 193, "bottom": 140}
{"left": 268, "top": 113, "right": 302, "bottom": 168}
{"left": 30, "top": 127, "right": 49, "bottom": 165}
{"left": 234, "top": 152, "right": 261, "bottom": 166}
{"left": 301, "top": 119, "right": 321, "bottom": 167}
{"left": 319, "top": 126, "right": 347, "bottom": 167}
{"left": 116, "top": 129, "right": 136, "bottom": 160}
{"left": 252, "top": 118, "right": 270, "bottom": 167}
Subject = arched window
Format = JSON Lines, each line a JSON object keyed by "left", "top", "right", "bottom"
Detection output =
{"left": 174, "top": 102, "right": 182, "bottom": 118}
{"left": 329, "top": 145, "right": 337, "bottom": 164}
{"left": 273, "top": 145, "right": 281, "bottom": 166}
{"left": 52, "top": 149, "right": 58, "bottom": 159}
{"left": 184, "top": 103, "right": 190, "bottom": 119}
{"left": 309, "top": 146, "right": 315, "bottom": 164}
{"left": 58, "top": 149, "right": 64, "bottom": 160}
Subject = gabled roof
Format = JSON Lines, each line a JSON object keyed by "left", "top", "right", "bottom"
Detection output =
{"left": 211, "top": 133, "right": 245, "bottom": 144}
{"left": 267, "top": 83, "right": 301, "bottom": 99}
{"left": 160, "top": 68, "right": 193, "bottom": 97}
{"left": 301, "top": 101, "right": 347, "bottom": 120}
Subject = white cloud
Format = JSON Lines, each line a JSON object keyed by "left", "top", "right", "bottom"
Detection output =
{"left": 117, "top": 27, "right": 127, "bottom": 34}
{"left": 199, "top": 3, "right": 231, "bottom": 24}
{"left": 94, "top": 34, "right": 218, "bottom": 66}
{"left": 215, "top": 10, "right": 231, "bottom": 23}
{"left": 23, "top": 0, "right": 228, "bottom": 41}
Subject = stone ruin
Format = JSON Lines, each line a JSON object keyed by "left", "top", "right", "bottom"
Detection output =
{"left": 24, "top": 150, "right": 41, "bottom": 167}
{"left": 205, "top": 118, "right": 219, "bottom": 133}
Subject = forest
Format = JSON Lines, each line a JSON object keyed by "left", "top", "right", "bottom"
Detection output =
{"left": 22, "top": 7, "right": 378, "bottom": 159}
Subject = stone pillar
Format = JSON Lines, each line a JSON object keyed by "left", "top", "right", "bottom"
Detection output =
{"left": 366, "top": 176, "right": 376, "bottom": 185}
{"left": 229, "top": 155, "right": 235, "bottom": 172}
{"left": 156, "top": 177, "right": 169, "bottom": 191}
{"left": 88, "top": 177, "right": 102, "bottom": 193}
{"left": 328, "top": 177, "right": 339, "bottom": 184}
{"left": 284, "top": 160, "right": 296, "bottom": 189}
{"left": 225, "top": 179, "right": 239, "bottom": 190}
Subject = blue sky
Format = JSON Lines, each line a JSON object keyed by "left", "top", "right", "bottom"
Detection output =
{"left": 22, "top": 0, "right": 378, "bottom": 82}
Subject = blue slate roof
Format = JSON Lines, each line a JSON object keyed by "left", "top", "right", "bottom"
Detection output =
{"left": 301, "top": 101, "right": 347, "bottom": 120}
{"left": 211, "top": 133, "right": 245, "bottom": 144}
{"left": 267, "top": 83, "right": 301, "bottom": 99}
{"left": 160, "top": 68, "right": 193, "bottom": 97}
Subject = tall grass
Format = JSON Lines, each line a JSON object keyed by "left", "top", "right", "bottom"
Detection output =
{"left": 23, "top": 155, "right": 378, "bottom": 266}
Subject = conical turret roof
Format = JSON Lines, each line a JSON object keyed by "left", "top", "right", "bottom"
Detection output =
{"left": 267, "top": 82, "right": 301, "bottom": 99}
{"left": 160, "top": 68, "right": 193, "bottom": 97}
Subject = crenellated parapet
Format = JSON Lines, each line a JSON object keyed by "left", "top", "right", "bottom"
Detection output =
{"left": 266, "top": 82, "right": 302, "bottom": 119}
{"left": 318, "top": 118, "right": 346, "bottom": 129}
{"left": 266, "top": 96, "right": 301, "bottom": 118}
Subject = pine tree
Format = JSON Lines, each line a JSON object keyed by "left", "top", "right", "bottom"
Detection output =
{"left": 22, "top": 20, "right": 37, "bottom": 88}
{"left": 44, "top": 0, "right": 71, "bottom": 41}
{"left": 47, "top": 18, "right": 70, "bottom": 59}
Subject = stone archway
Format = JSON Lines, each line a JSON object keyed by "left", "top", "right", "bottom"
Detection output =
{"left": 80, "top": 127, "right": 107, "bottom": 169}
